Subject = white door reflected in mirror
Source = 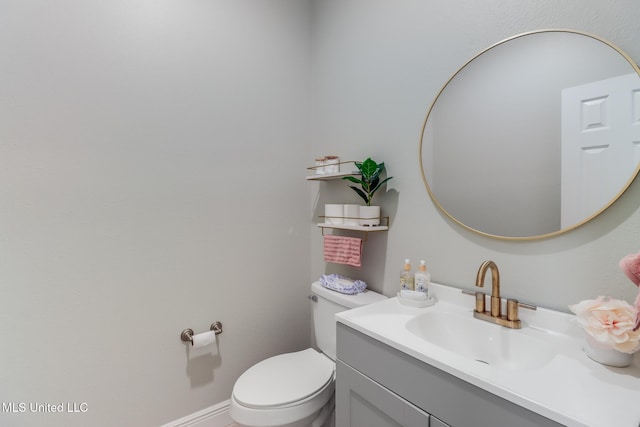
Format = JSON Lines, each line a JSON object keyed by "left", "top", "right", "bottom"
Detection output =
{"left": 561, "top": 73, "right": 640, "bottom": 228}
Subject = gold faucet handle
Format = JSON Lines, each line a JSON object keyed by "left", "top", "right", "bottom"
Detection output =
{"left": 507, "top": 298, "right": 519, "bottom": 321}
{"left": 475, "top": 292, "right": 485, "bottom": 313}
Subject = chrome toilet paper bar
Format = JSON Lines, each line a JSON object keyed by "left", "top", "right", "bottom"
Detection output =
{"left": 180, "top": 321, "right": 223, "bottom": 344}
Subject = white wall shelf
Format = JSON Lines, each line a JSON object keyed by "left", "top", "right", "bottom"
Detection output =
{"left": 317, "top": 217, "right": 389, "bottom": 241}
{"left": 307, "top": 161, "right": 389, "bottom": 240}
{"left": 317, "top": 222, "right": 389, "bottom": 232}
{"left": 306, "top": 159, "right": 360, "bottom": 180}
{"left": 306, "top": 171, "right": 360, "bottom": 181}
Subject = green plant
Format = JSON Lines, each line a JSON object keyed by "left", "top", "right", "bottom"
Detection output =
{"left": 342, "top": 158, "right": 393, "bottom": 206}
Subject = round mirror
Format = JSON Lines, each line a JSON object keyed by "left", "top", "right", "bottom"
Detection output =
{"left": 420, "top": 29, "right": 640, "bottom": 240}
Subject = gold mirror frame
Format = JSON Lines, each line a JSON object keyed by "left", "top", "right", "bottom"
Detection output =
{"left": 419, "top": 29, "right": 640, "bottom": 241}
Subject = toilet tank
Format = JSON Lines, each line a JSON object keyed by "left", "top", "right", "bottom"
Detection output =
{"left": 310, "top": 281, "right": 387, "bottom": 361}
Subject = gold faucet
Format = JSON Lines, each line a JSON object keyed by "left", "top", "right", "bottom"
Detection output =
{"left": 474, "top": 260, "right": 521, "bottom": 329}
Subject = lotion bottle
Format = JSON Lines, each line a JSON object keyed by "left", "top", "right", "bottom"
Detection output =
{"left": 414, "top": 260, "right": 431, "bottom": 296}
{"left": 400, "top": 259, "right": 414, "bottom": 291}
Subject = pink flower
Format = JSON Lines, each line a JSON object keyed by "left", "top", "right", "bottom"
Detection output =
{"left": 619, "top": 250, "right": 640, "bottom": 330}
{"left": 619, "top": 252, "right": 640, "bottom": 286}
{"left": 569, "top": 296, "right": 640, "bottom": 353}
{"left": 635, "top": 292, "right": 640, "bottom": 331}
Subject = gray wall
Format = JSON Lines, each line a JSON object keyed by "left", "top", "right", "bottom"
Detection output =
{"left": 0, "top": 1, "right": 311, "bottom": 426}
{"left": 309, "top": 0, "right": 640, "bottom": 310}
{"left": 2, "top": 1, "right": 640, "bottom": 426}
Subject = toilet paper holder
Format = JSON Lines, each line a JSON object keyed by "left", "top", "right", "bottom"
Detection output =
{"left": 180, "top": 321, "right": 223, "bottom": 344}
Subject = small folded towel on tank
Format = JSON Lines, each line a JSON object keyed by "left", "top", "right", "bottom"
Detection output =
{"left": 319, "top": 274, "right": 367, "bottom": 295}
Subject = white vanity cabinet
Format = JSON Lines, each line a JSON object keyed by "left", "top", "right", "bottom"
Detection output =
{"left": 336, "top": 324, "right": 563, "bottom": 427}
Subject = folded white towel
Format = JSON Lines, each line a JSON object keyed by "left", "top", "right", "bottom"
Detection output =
{"left": 400, "top": 290, "right": 428, "bottom": 301}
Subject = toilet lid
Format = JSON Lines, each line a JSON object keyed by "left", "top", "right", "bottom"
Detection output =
{"left": 233, "top": 348, "right": 334, "bottom": 409}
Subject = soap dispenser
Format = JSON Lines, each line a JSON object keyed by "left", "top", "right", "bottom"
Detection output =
{"left": 414, "top": 260, "right": 431, "bottom": 296}
{"left": 400, "top": 259, "right": 414, "bottom": 291}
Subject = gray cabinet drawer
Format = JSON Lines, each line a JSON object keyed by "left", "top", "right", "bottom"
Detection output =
{"left": 337, "top": 360, "right": 430, "bottom": 427}
{"left": 430, "top": 416, "right": 451, "bottom": 427}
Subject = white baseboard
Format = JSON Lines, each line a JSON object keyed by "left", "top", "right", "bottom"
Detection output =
{"left": 160, "top": 399, "right": 233, "bottom": 427}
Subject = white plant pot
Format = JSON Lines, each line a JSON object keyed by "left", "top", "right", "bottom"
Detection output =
{"left": 584, "top": 335, "right": 633, "bottom": 367}
{"left": 344, "top": 204, "right": 360, "bottom": 226}
{"left": 359, "top": 205, "right": 381, "bottom": 226}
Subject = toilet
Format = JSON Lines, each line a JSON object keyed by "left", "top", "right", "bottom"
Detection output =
{"left": 229, "top": 281, "right": 387, "bottom": 427}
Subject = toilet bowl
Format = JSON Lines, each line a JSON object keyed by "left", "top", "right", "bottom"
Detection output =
{"left": 229, "top": 281, "right": 386, "bottom": 427}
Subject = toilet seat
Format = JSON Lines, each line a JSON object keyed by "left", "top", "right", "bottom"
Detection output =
{"left": 230, "top": 348, "right": 336, "bottom": 427}
{"left": 233, "top": 348, "right": 335, "bottom": 409}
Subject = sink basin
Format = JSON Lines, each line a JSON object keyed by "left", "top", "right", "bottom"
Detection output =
{"left": 405, "top": 309, "right": 557, "bottom": 371}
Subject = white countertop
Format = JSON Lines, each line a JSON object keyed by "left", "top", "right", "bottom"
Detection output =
{"left": 335, "top": 282, "right": 640, "bottom": 427}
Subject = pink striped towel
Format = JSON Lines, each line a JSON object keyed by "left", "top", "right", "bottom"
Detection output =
{"left": 323, "top": 235, "right": 363, "bottom": 268}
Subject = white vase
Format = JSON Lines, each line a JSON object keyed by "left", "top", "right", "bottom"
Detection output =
{"left": 359, "top": 205, "right": 381, "bottom": 226}
{"left": 584, "top": 335, "right": 633, "bottom": 368}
